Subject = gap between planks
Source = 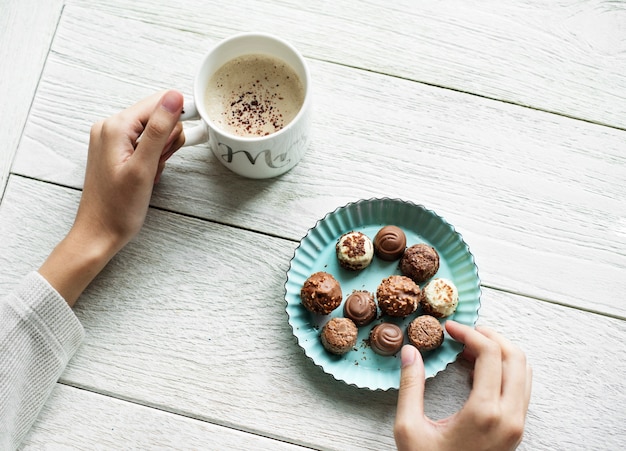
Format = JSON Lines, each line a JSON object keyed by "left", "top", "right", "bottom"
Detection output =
{"left": 314, "top": 57, "right": 626, "bottom": 133}
{"left": 0, "top": 3, "right": 66, "bottom": 202}
{"left": 5, "top": 173, "right": 623, "bottom": 323}
{"left": 55, "top": 380, "right": 319, "bottom": 451}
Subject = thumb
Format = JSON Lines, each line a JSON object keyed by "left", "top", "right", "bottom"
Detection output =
{"left": 394, "top": 345, "right": 426, "bottom": 447}
{"left": 133, "top": 90, "right": 184, "bottom": 168}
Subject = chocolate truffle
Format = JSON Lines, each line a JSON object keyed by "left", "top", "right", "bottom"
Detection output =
{"left": 336, "top": 231, "right": 374, "bottom": 271}
{"left": 373, "top": 225, "right": 407, "bottom": 261}
{"left": 421, "top": 278, "right": 459, "bottom": 318}
{"left": 376, "top": 275, "right": 420, "bottom": 317}
{"left": 343, "top": 290, "right": 377, "bottom": 327}
{"left": 300, "top": 272, "right": 342, "bottom": 315}
{"left": 320, "top": 317, "right": 358, "bottom": 355}
{"left": 407, "top": 315, "right": 444, "bottom": 352}
{"left": 400, "top": 244, "right": 440, "bottom": 283}
{"left": 369, "top": 323, "right": 404, "bottom": 356}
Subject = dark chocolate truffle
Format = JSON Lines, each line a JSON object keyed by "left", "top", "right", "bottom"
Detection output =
{"left": 400, "top": 244, "right": 440, "bottom": 283}
{"left": 300, "top": 272, "right": 342, "bottom": 315}
{"left": 373, "top": 225, "right": 407, "bottom": 261}
{"left": 336, "top": 231, "right": 374, "bottom": 270}
{"left": 376, "top": 275, "right": 420, "bottom": 317}
{"left": 320, "top": 317, "right": 358, "bottom": 355}
{"left": 407, "top": 315, "right": 444, "bottom": 352}
{"left": 369, "top": 323, "right": 404, "bottom": 356}
{"left": 343, "top": 290, "right": 377, "bottom": 327}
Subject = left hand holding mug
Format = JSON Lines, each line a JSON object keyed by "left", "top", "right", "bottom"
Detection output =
{"left": 39, "top": 90, "right": 185, "bottom": 306}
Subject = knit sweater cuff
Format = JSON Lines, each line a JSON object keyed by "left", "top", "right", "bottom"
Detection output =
{"left": 16, "top": 272, "right": 85, "bottom": 360}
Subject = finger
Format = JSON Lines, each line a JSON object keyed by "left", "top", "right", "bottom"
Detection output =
{"left": 155, "top": 160, "right": 166, "bottom": 184}
{"left": 525, "top": 363, "right": 533, "bottom": 411}
{"left": 155, "top": 125, "right": 185, "bottom": 184}
{"left": 119, "top": 91, "right": 168, "bottom": 126}
{"left": 133, "top": 90, "right": 184, "bottom": 170}
{"left": 446, "top": 321, "right": 502, "bottom": 402}
{"left": 397, "top": 345, "right": 425, "bottom": 417}
{"left": 394, "top": 345, "right": 426, "bottom": 447}
{"left": 460, "top": 346, "right": 476, "bottom": 364}
{"left": 163, "top": 122, "right": 184, "bottom": 154}
{"left": 477, "top": 327, "right": 528, "bottom": 404}
{"left": 108, "top": 91, "right": 169, "bottom": 144}
{"left": 159, "top": 124, "right": 185, "bottom": 164}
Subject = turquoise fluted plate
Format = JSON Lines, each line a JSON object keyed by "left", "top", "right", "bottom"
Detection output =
{"left": 284, "top": 198, "right": 481, "bottom": 391}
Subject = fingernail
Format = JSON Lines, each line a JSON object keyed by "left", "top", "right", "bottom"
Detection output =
{"left": 160, "top": 90, "right": 183, "bottom": 114}
{"left": 401, "top": 345, "right": 417, "bottom": 368}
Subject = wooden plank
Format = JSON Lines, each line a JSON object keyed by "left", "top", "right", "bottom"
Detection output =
{"left": 0, "top": 0, "right": 63, "bottom": 199}
{"left": 68, "top": 0, "right": 626, "bottom": 129}
{"left": 1, "top": 176, "right": 625, "bottom": 450}
{"left": 22, "top": 384, "right": 307, "bottom": 450}
{"left": 11, "top": 6, "right": 626, "bottom": 317}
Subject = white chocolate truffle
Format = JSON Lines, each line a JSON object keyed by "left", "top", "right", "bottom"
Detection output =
{"left": 420, "top": 278, "right": 459, "bottom": 318}
{"left": 335, "top": 231, "right": 374, "bottom": 271}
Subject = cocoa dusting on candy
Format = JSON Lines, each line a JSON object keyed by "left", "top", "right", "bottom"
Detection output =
{"left": 344, "top": 234, "right": 366, "bottom": 258}
{"left": 421, "top": 278, "right": 459, "bottom": 318}
{"left": 335, "top": 231, "right": 374, "bottom": 271}
{"left": 400, "top": 244, "right": 440, "bottom": 283}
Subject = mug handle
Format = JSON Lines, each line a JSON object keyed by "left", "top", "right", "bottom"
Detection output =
{"left": 180, "top": 100, "right": 208, "bottom": 147}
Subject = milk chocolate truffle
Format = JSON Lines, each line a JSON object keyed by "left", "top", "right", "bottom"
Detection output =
{"left": 369, "top": 323, "right": 404, "bottom": 356}
{"left": 376, "top": 275, "right": 420, "bottom": 317}
{"left": 300, "top": 272, "right": 342, "bottom": 315}
{"left": 421, "top": 278, "right": 459, "bottom": 318}
{"left": 407, "top": 315, "right": 444, "bottom": 352}
{"left": 336, "top": 231, "right": 374, "bottom": 271}
{"left": 400, "top": 244, "right": 440, "bottom": 283}
{"left": 373, "top": 225, "right": 407, "bottom": 261}
{"left": 343, "top": 290, "right": 377, "bottom": 327}
{"left": 320, "top": 317, "right": 358, "bottom": 355}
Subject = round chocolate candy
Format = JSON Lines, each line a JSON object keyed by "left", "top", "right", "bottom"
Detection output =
{"left": 407, "top": 315, "right": 444, "bottom": 352}
{"left": 369, "top": 323, "right": 404, "bottom": 356}
{"left": 400, "top": 243, "right": 440, "bottom": 283}
{"left": 376, "top": 275, "right": 420, "bottom": 317}
{"left": 321, "top": 317, "right": 358, "bottom": 355}
{"left": 300, "top": 272, "right": 342, "bottom": 315}
{"left": 343, "top": 290, "right": 377, "bottom": 327}
{"left": 336, "top": 231, "right": 374, "bottom": 271}
{"left": 373, "top": 225, "right": 407, "bottom": 261}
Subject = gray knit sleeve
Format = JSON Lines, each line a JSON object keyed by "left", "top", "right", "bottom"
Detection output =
{"left": 0, "top": 272, "right": 84, "bottom": 450}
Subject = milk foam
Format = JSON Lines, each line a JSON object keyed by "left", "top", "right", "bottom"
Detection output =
{"left": 204, "top": 54, "right": 304, "bottom": 137}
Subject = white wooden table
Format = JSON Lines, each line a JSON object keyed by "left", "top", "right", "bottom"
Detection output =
{"left": 2, "top": 1, "right": 625, "bottom": 449}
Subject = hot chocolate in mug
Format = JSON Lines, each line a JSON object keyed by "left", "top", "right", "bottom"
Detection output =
{"left": 181, "top": 33, "right": 312, "bottom": 179}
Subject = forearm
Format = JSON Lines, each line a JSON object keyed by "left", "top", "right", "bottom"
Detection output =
{"left": 38, "top": 227, "right": 120, "bottom": 307}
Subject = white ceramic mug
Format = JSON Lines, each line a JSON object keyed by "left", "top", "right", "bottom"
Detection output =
{"left": 181, "top": 33, "right": 312, "bottom": 179}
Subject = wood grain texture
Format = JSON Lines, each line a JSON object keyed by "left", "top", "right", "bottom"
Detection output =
{"left": 2, "top": 176, "right": 625, "bottom": 450}
{"left": 11, "top": 6, "right": 626, "bottom": 317}
{"left": 69, "top": 0, "right": 626, "bottom": 129}
{"left": 0, "top": 0, "right": 63, "bottom": 200}
{"left": 22, "top": 384, "right": 307, "bottom": 450}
